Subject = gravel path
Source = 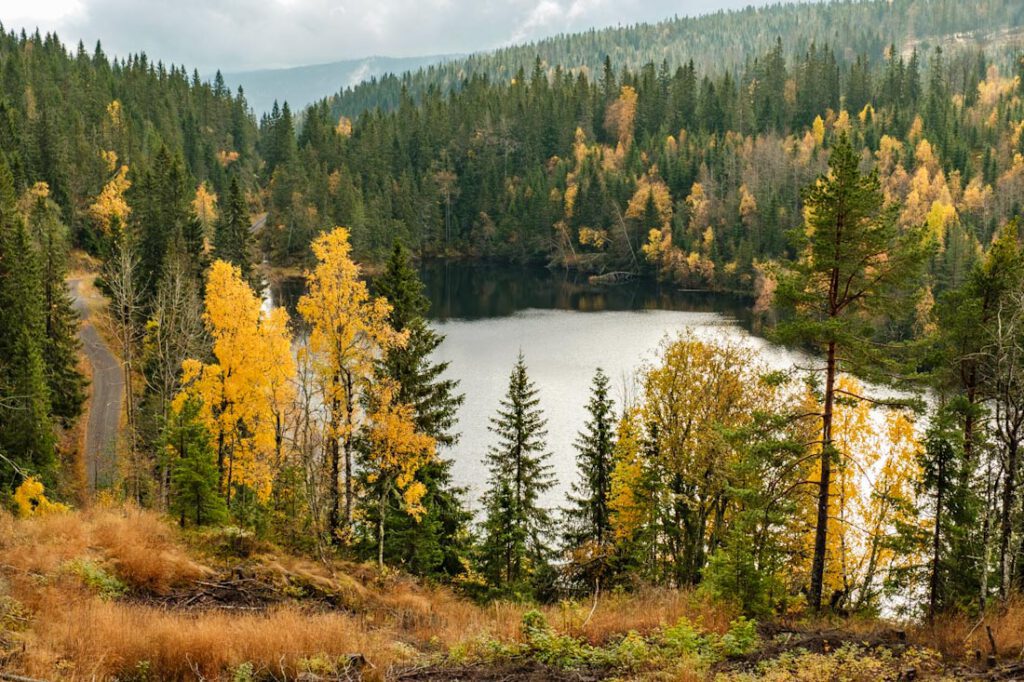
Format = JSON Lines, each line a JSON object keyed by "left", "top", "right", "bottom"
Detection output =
{"left": 69, "top": 277, "right": 122, "bottom": 491}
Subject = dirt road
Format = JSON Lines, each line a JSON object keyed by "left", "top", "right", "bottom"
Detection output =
{"left": 69, "top": 277, "right": 122, "bottom": 491}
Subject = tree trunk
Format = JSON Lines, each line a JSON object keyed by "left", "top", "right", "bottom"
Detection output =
{"left": 343, "top": 372, "right": 355, "bottom": 530}
{"left": 378, "top": 484, "right": 387, "bottom": 568}
{"left": 999, "top": 439, "right": 1018, "bottom": 598}
{"left": 929, "top": 455, "right": 946, "bottom": 620}
{"left": 809, "top": 340, "right": 837, "bottom": 612}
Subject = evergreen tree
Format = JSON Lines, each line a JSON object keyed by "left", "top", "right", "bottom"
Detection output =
{"left": 167, "top": 397, "right": 227, "bottom": 527}
{"left": 0, "top": 163, "right": 55, "bottom": 486}
{"left": 214, "top": 175, "right": 254, "bottom": 282}
{"left": 479, "top": 353, "right": 555, "bottom": 596}
{"left": 25, "top": 186, "right": 86, "bottom": 424}
{"left": 919, "top": 405, "right": 983, "bottom": 617}
{"left": 562, "top": 368, "right": 616, "bottom": 585}
{"left": 774, "top": 133, "right": 928, "bottom": 611}
{"left": 365, "top": 242, "right": 469, "bottom": 576}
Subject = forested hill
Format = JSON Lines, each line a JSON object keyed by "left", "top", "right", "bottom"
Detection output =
{"left": 264, "top": 0, "right": 1024, "bottom": 305}
{"left": 0, "top": 26, "right": 259, "bottom": 249}
{"left": 221, "top": 54, "right": 459, "bottom": 116}
{"left": 327, "top": 0, "right": 1024, "bottom": 118}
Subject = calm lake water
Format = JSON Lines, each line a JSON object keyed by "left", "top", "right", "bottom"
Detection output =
{"left": 267, "top": 263, "right": 802, "bottom": 512}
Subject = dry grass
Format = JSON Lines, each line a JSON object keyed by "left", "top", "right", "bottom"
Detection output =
{"left": 0, "top": 506, "right": 741, "bottom": 680}
{"left": 9, "top": 506, "right": 1016, "bottom": 680}
{"left": 912, "top": 595, "right": 1024, "bottom": 660}
{"left": 19, "top": 602, "right": 410, "bottom": 680}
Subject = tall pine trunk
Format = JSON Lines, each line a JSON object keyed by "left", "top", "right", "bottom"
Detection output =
{"left": 809, "top": 339, "right": 837, "bottom": 612}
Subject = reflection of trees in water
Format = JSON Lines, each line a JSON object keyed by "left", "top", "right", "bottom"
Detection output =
{"left": 265, "top": 262, "right": 760, "bottom": 332}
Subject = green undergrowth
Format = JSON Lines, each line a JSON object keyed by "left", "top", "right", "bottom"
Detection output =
{"left": 447, "top": 609, "right": 760, "bottom": 676}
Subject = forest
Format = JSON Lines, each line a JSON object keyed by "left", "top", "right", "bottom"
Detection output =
{"left": 2, "top": 0, "right": 1024, "bottom": 678}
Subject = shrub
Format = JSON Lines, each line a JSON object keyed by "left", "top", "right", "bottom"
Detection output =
{"left": 65, "top": 558, "right": 127, "bottom": 599}
{"left": 721, "top": 616, "right": 759, "bottom": 657}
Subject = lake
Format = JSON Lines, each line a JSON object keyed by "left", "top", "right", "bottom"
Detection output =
{"left": 266, "top": 263, "right": 802, "bottom": 512}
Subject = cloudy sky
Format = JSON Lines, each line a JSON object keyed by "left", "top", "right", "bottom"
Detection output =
{"left": 0, "top": 0, "right": 776, "bottom": 72}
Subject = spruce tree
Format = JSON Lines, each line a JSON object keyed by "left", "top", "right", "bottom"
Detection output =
{"left": 364, "top": 242, "right": 469, "bottom": 576}
{"left": 167, "top": 397, "right": 227, "bottom": 527}
{"left": 214, "top": 175, "right": 254, "bottom": 282}
{"left": 563, "top": 368, "right": 615, "bottom": 570}
{"left": 479, "top": 353, "right": 555, "bottom": 596}
{"left": 26, "top": 188, "right": 86, "bottom": 424}
{"left": 0, "top": 163, "right": 55, "bottom": 486}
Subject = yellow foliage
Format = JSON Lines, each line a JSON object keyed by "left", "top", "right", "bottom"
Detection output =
{"left": 176, "top": 260, "right": 296, "bottom": 502}
{"left": 578, "top": 227, "right": 609, "bottom": 249}
{"left": 609, "top": 407, "right": 648, "bottom": 541}
{"left": 13, "top": 477, "right": 69, "bottom": 517}
{"left": 192, "top": 183, "right": 219, "bottom": 233}
{"left": 739, "top": 184, "right": 758, "bottom": 226}
{"left": 812, "top": 116, "right": 826, "bottom": 146}
{"left": 833, "top": 110, "right": 851, "bottom": 136}
{"left": 604, "top": 85, "right": 638, "bottom": 145}
{"left": 364, "top": 380, "right": 436, "bottom": 520}
{"left": 858, "top": 104, "right": 875, "bottom": 125}
{"left": 336, "top": 116, "right": 353, "bottom": 137}
{"left": 101, "top": 149, "right": 119, "bottom": 173}
{"left": 216, "top": 150, "right": 240, "bottom": 167}
{"left": 797, "top": 378, "right": 924, "bottom": 604}
{"left": 89, "top": 165, "right": 131, "bottom": 233}
{"left": 625, "top": 174, "right": 673, "bottom": 229}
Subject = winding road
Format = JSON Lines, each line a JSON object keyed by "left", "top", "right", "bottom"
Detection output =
{"left": 69, "top": 277, "right": 122, "bottom": 491}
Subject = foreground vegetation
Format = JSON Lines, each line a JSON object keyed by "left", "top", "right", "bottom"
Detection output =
{"left": 3, "top": 505, "right": 1024, "bottom": 680}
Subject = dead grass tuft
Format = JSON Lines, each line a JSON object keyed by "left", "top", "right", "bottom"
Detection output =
{"left": 913, "top": 595, "right": 1024, "bottom": 660}
{"left": 93, "top": 508, "right": 208, "bottom": 594}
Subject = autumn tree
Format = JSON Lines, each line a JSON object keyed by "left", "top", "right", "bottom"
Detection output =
{"left": 178, "top": 260, "right": 295, "bottom": 508}
{"left": 360, "top": 380, "right": 436, "bottom": 567}
{"left": 298, "top": 227, "right": 402, "bottom": 542}
{"left": 774, "top": 133, "right": 927, "bottom": 611}
{"left": 479, "top": 354, "right": 556, "bottom": 597}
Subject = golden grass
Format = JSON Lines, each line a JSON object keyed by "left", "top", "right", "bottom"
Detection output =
{"left": 912, "top": 595, "right": 1024, "bottom": 660}
{"left": 8, "top": 506, "right": 1018, "bottom": 680}
{"left": 1, "top": 506, "right": 742, "bottom": 680}
{"left": 19, "top": 602, "right": 409, "bottom": 680}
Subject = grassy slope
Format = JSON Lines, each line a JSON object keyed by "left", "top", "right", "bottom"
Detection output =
{"left": 1, "top": 507, "right": 1022, "bottom": 680}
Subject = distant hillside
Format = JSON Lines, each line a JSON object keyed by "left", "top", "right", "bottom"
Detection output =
{"left": 222, "top": 54, "right": 459, "bottom": 115}
{"left": 326, "top": 0, "right": 1024, "bottom": 117}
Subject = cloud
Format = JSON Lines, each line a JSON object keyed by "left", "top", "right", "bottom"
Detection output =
{"left": 2, "top": 0, "right": 776, "bottom": 72}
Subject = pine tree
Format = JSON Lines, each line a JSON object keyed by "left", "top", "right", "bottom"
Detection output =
{"left": 214, "top": 176, "right": 254, "bottom": 282}
{"left": 774, "top": 133, "right": 928, "bottom": 611}
{"left": 562, "top": 368, "right": 616, "bottom": 586}
{"left": 167, "top": 397, "right": 227, "bottom": 527}
{"left": 367, "top": 241, "right": 469, "bottom": 576}
{"left": 479, "top": 353, "right": 555, "bottom": 596}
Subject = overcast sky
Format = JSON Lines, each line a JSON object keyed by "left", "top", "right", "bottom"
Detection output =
{"left": 0, "top": 0, "right": 777, "bottom": 72}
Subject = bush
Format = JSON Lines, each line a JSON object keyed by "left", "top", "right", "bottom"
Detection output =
{"left": 721, "top": 616, "right": 759, "bottom": 657}
{"left": 65, "top": 558, "right": 127, "bottom": 599}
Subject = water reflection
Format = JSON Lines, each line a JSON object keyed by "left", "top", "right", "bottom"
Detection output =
{"left": 268, "top": 261, "right": 762, "bottom": 332}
